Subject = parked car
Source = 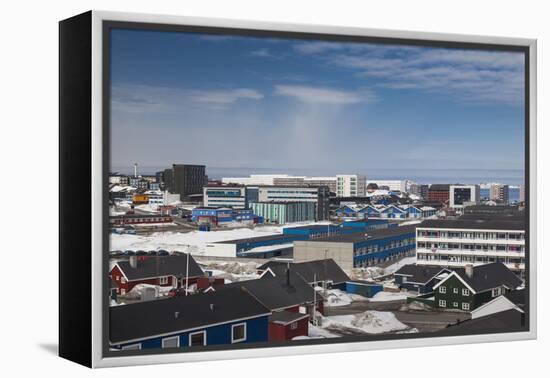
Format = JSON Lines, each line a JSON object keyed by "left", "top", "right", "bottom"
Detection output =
{"left": 123, "top": 250, "right": 135, "bottom": 256}
{"left": 135, "top": 250, "right": 148, "bottom": 256}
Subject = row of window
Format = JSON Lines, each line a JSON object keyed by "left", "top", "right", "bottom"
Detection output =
{"left": 417, "top": 254, "right": 525, "bottom": 265}
{"left": 418, "top": 231, "right": 524, "bottom": 240}
{"left": 438, "top": 300, "right": 470, "bottom": 310}
{"left": 418, "top": 242, "right": 525, "bottom": 252}
{"left": 353, "top": 239, "right": 415, "bottom": 256}
{"left": 439, "top": 286, "right": 469, "bottom": 296}
{"left": 121, "top": 323, "right": 247, "bottom": 350}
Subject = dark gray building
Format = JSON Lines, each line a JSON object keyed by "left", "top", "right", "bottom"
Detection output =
{"left": 163, "top": 164, "right": 206, "bottom": 201}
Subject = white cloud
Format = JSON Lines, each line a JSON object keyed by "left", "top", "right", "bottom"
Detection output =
{"left": 112, "top": 85, "right": 264, "bottom": 113}
{"left": 250, "top": 48, "right": 273, "bottom": 58}
{"left": 294, "top": 41, "right": 525, "bottom": 105}
{"left": 274, "top": 84, "right": 375, "bottom": 105}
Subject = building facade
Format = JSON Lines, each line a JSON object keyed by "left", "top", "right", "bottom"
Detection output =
{"left": 428, "top": 184, "right": 451, "bottom": 204}
{"left": 163, "top": 164, "right": 206, "bottom": 201}
{"left": 293, "top": 225, "right": 417, "bottom": 271}
{"left": 416, "top": 219, "right": 526, "bottom": 276}
{"left": 366, "top": 180, "right": 407, "bottom": 193}
{"left": 490, "top": 184, "right": 510, "bottom": 204}
{"left": 336, "top": 175, "right": 367, "bottom": 197}
{"left": 250, "top": 201, "right": 315, "bottom": 224}
{"left": 203, "top": 186, "right": 247, "bottom": 209}
{"left": 449, "top": 184, "right": 480, "bottom": 209}
{"left": 257, "top": 185, "right": 330, "bottom": 221}
{"left": 409, "top": 183, "right": 429, "bottom": 199}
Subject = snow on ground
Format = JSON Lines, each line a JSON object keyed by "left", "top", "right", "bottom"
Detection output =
{"left": 199, "top": 260, "right": 260, "bottom": 283}
{"left": 350, "top": 266, "right": 385, "bottom": 281}
{"left": 320, "top": 288, "right": 368, "bottom": 307}
{"left": 369, "top": 291, "right": 411, "bottom": 302}
{"left": 383, "top": 256, "right": 417, "bottom": 275}
{"left": 109, "top": 221, "right": 325, "bottom": 252}
{"left": 323, "top": 311, "right": 410, "bottom": 334}
{"left": 306, "top": 324, "right": 341, "bottom": 339}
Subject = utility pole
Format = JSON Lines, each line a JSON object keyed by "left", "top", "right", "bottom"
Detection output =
{"left": 313, "top": 273, "right": 317, "bottom": 326}
{"left": 185, "top": 249, "right": 189, "bottom": 296}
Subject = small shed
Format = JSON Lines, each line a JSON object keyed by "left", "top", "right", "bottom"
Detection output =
{"left": 268, "top": 311, "right": 310, "bottom": 341}
{"left": 345, "top": 281, "right": 384, "bottom": 298}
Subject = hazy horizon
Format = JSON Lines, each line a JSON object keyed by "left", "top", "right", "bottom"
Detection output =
{"left": 109, "top": 29, "right": 526, "bottom": 184}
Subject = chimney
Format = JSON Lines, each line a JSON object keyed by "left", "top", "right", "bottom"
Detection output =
{"left": 465, "top": 264, "right": 473, "bottom": 278}
{"left": 129, "top": 255, "right": 137, "bottom": 268}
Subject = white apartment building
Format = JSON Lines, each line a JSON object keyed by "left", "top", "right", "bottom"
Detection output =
{"left": 366, "top": 179, "right": 407, "bottom": 192}
{"left": 519, "top": 185, "right": 526, "bottom": 203}
{"left": 449, "top": 184, "right": 480, "bottom": 209}
{"left": 336, "top": 174, "right": 366, "bottom": 197}
{"left": 221, "top": 174, "right": 292, "bottom": 186}
{"left": 490, "top": 184, "right": 509, "bottom": 204}
{"left": 203, "top": 186, "right": 247, "bottom": 209}
{"left": 416, "top": 219, "right": 525, "bottom": 277}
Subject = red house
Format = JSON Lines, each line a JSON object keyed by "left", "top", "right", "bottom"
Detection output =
{"left": 110, "top": 254, "right": 205, "bottom": 295}
{"left": 268, "top": 311, "right": 310, "bottom": 341}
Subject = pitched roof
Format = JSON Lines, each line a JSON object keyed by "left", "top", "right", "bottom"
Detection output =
{"left": 258, "top": 259, "right": 350, "bottom": 284}
{"left": 438, "top": 308, "right": 525, "bottom": 335}
{"left": 115, "top": 255, "right": 204, "bottom": 281}
{"left": 109, "top": 287, "right": 270, "bottom": 344}
{"left": 268, "top": 310, "right": 309, "bottom": 325}
{"left": 433, "top": 262, "right": 523, "bottom": 293}
{"left": 220, "top": 271, "right": 319, "bottom": 311}
{"left": 504, "top": 289, "right": 526, "bottom": 306}
{"left": 394, "top": 265, "right": 450, "bottom": 284}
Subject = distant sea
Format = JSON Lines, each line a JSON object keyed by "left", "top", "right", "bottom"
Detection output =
{"left": 112, "top": 166, "right": 525, "bottom": 187}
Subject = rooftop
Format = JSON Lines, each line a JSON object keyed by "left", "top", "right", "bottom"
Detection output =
{"left": 258, "top": 259, "right": 351, "bottom": 284}
{"left": 215, "top": 233, "right": 301, "bottom": 245}
{"left": 418, "top": 218, "right": 525, "bottom": 231}
{"left": 437, "top": 308, "right": 525, "bottom": 335}
{"left": 114, "top": 255, "right": 204, "bottom": 281}
{"left": 301, "top": 225, "right": 417, "bottom": 244}
{"left": 220, "top": 271, "right": 319, "bottom": 311}
{"left": 110, "top": 287, "right": 270, "bottom": 344}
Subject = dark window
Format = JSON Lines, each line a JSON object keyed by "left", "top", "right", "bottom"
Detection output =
{"left": 190, "top": 332, "right": 206, "bottom": 347}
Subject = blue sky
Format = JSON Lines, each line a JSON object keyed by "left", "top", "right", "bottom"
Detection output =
{"left": 110, "top": 29, "right": 525, "bottom": 181}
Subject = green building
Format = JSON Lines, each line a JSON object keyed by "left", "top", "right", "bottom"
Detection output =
{"left": 250, "top": 201, "right": 315, "bottom": 224}
{"left": 433, "top": 262, "right": 522, "bottom": 312}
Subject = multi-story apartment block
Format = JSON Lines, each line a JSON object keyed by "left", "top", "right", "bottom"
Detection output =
{"left": 257, "top": 186, "right": 330, "bottom": 221}
{"left": 336, "top": 174, "right": 366, "bottom": 197}
{"left": 427, "top": 184, "right": 451, "bottom": 204}
{"left": 449, "top": 184, "right": 480, "bottom": 209}
{"left": 416, "top": 219, "right": 526, "bottom": 277}
{"left": 303, "top": 177, "right": 337, "bottom": 193}
{"left": 203, "top": 185, "right": 247, "bottom": 209}
{"left": 519, "top": 185, "right": 526, "bottom": 203}
{"left": 490, "top": 184, "right": 509, "bottom": 204}
{"left": 250, "top": 201, "right": 316, "bottom": 224}
{"left": 366, "top": 180, "right": 407, "bottom": 193}
{"left": 163, "top": 164, "right": 206, "bottom": 201}
{"left": 409, "top": 183, "right": 429, "bottom": 200}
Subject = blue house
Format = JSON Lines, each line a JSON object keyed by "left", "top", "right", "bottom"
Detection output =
{"left": 380, "top": 205, "right": 407, "bottom": 219}
{"left": 110, "top": 287, "right": 271, "bottom": 350}
{"left": 402, "top": 205, "right": 423, "bottom": 219}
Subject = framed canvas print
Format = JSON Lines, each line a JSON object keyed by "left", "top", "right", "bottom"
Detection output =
{"left": 59, "top": 10, "right": 537, "bottom": 368}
